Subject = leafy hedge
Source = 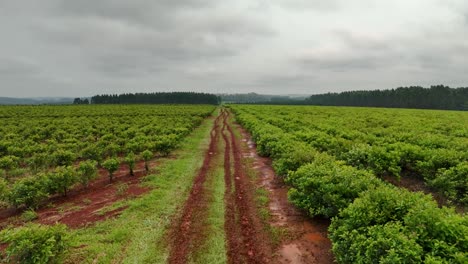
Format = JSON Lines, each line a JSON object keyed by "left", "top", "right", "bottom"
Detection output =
{"left": 0, "top": 224, "right": 70, "bottom": 264}
{"left": 286, "top": 153, "right": 383, "bottom": 218}
{"left": 329, "top": 186, "right": 468, "bottom": 263}
{"left": 229, "top": 105, "right": 468, "bottom": 263}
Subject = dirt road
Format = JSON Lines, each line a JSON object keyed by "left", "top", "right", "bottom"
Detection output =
{"left": 168, "top": 109, "right": 333, "bottom": 263}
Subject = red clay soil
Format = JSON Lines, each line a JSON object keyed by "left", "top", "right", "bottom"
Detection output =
{"left": 223, "top": 110, "right": 272, "bottom": 264}
{"left": 222, "top": 111, "right": 242, "bottom": 263}
{"left": 0, "top": 159, "right": 154, "bottom": 230}
{"left": 236, "top": 120, "right": 335, "bottom": 264}
{"left": 167, "top": 112, "right": 223, "bottom": 264}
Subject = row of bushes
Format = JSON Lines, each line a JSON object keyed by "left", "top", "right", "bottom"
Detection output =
{"left": 288, "top": 154, "right": 467, "bottom": 263}
{"left": 0, "top": 150, "right": 154, "bottom": 210}
{"left": 241, "top": 106, "right": 467, "bottom": 205}
{"left": 0, "top": 134, "right": 178, "bottom": 174}
{"left": 230, "top": 106, "right": 468, "bottom": 263}
{"left": 1, "top": 224, "right": 70, "bottom": 264}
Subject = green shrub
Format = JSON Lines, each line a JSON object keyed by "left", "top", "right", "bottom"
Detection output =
{"left": 141, "top": 150, "right": 153, "bottom": 172}
{"left": 153, "top": 135, "right": 177, "bottom": 156}
{"left": 272, "top": 142, "right": 318, "bottom": 176}
{"left": 81, "top": 145, "right": 103, "bottom": 164}
{"left": 0, "top": 177, "right": 9, "bottom": 202}
{"left": 102, "top": 158, "right": 120, "bottom": 182}
{"left": 429, "top": 162, "right": 468, "bottom": 204}
{"left": 77, "top": 160, "right": 98, "bottom": 188}
{"left": 414, "top": 148, "right": 463, "bottom": 180}
{"left": 330, "top": 186, "right": 468, "bottom": 263}
{"left": 124, "top": 152, "right": 136, "bottom": 176}
{"left": 0, "top": 223, "right": 70, "bottom": 264}
{"left": 8, "top": 176, "right": 49, "bottom": 209}
{"left": 343, "top": 144, "right": 401, "bottom": 178}
{"left": 286, "top": 154, "right": 382, "bottom": 218}
{"left": 332, "top": 222, "right": 423, "bottom": 263}
{"left": 46, "top": 166, "right": 77, "bottom": 196}
{"left": 51, "top": 149, "right": 75, "bottom": 166}
{"left": 0, "top": 155, "right": 19, "bottom": 172}
{"left": 21, "top": 209, "right": 38, "bottom": 222}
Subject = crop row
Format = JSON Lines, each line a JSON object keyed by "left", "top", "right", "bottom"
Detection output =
{"left": 0, "top": 105, "right": 215, "bottom": 209}
{"left": 233, "top": 105, "right": 467, "bottom": 204}
{"left": 230, "top": 105, "right": 467, "bottom": 263}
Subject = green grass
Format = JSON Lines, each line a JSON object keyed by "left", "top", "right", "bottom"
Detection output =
{"left": 65, "top": 114, "right": 215, "bottom": 264}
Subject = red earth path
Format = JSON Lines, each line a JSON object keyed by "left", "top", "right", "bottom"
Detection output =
{"left": 168, "top": 109, "right": 334, "bottom": 263}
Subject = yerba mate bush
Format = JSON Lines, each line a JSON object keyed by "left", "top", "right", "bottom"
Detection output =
{"left": 230, "top": 104, "right": 468, "bottom": 263}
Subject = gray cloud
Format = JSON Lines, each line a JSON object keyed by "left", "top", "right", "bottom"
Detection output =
{"left": 0, "top": 0, "right": 467, "bottom": 97}
{"left": 0, "top": 57, "right": 41, "bottom": 76}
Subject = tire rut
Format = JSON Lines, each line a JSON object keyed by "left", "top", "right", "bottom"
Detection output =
{"left": 168, "top": 113, "right": 223, "bottom": 264}
{"left": 222, "top": 109, "right": 271, "bottom": 264}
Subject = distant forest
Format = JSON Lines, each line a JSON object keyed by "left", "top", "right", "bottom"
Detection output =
{"left": 305, "top": 85, "right": 468, "bottom": 110}
{"left": 71, "top": 86, "right": 468, "bottom": 110}
{"left": 84, "top": 92, "right": 220, "bottom": 105}
{"left": 219, "top": 93, "right": 307, "bottom": 103}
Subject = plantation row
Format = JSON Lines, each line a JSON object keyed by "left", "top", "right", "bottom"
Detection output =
{"left": 232, "top": 105, "right": 468, "bottom": 204}
{"left": 0, "top": 105, "right": 215, "bottom": 209}
{"left": 230, "top": 105, "right": 467, "bottom": 263}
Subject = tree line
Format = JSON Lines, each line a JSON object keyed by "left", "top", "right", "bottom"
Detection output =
{"left": 82, "top": 92, "right": 219, "bottom": 105}
{"left": 305, "top": 85, "right": 468, "bottom": 110}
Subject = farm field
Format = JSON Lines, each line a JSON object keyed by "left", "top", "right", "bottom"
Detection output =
{"left": 230, "top": 105, "right": 468, "bottom": 263}
{"left": 0, "top": 104, "right": 467, "bottom": 264}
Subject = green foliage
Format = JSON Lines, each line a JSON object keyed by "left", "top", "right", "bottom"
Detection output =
{"left": 124, "top": 152, "right": 136, "bottom": 176}
{"left": 141, "top": 150, "right": 153, "bottom": 172}
{"left": 104, "top": 143, "right": 121, "bottom": 158}
{"left": 272, "top": 142, "right": 318, "bottom": 176}
{"left": 0, "top": 155, "right": 19, "bottom": 171}
{"left": 0, "top": 105, "right": 214, "bottom": 214}
{"left": 329, "top": 186, "right": 468, "bottom": 263}
{"left": 102, "top": 158, "right": 120, "bottom": 182}
{"left": 0, "top": 177, "right": 9, "bottom": 203}
{"left": 287, "top": 154, "right": 383, "bottom": 218}
{"left": 0, "top": 223, "right": 70, "bottom": 264}
{"left": 46, "top": 166, "right": 77, "bottom": 196}
{"left": 77, "top": 160, "right": 98, "bottom": 187}
{"left": 51, "top": 149, "right": 75, "bottom": 166}
{"left": 230, "top": 104, "right": 468, "bottom": 263}
{"left": 414, "top": 148, "right": 463, "bottom": 181}
{"left": 153, "top": 135, "right": 177, "bottom": 156}
{"left": 27, "top": 153, "right": 49, "bottom": 172}
{"left": 141, "top": 150, "right": 152, "bottom": 161}
{"left": 81, "top": 145, "right": 103, "bottom": 164}
{"left": 8, "top": 176, "right": 49, "bottom": 209}
{"left": 21, "top": 209, "right": 38, "bottom": 222}
{"left": 332, "top": 222, "right": 423, "bottom": 264}
{"left": 343, "top": 144, "right": 401, "bottom": 177}
{"left": 429, "top": 162, "right": 468, "bottom": 204}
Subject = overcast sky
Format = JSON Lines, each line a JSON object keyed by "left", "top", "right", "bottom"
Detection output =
{"left": 1, "top": 0, "right": 467, "bottom": 97}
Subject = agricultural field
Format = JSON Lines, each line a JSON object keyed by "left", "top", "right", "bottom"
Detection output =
{"left": 0, "top": 105, "right": 215, "bottom": 210}
{"left": 230, "top": 105, "right": 468, "bottom": 263}
{"left": 0, "top": 104, "right": 466, "bottom": 264}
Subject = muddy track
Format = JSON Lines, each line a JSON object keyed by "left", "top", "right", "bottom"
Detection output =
{"left": 221, "top": 111, "right": 241, "bottom": 262}
{"left": 168, "top": 112, "right": 223, "bottom": 264}
{"left": 237, "top": 125, "right": 334, "bottom": 264}
{"left": 169, "top": 109, "right": 334, "bottom": 263}
{"left": 223, "top": 110, "right": 271, "bottom": 264}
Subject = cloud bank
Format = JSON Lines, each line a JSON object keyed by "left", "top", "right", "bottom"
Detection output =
{"left": 0, "top": 0, "right": 467, "bottom": 97}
